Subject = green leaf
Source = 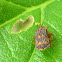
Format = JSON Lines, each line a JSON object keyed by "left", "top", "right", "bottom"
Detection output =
{"left": 6, "top": 0, "right": 49, "bottom": 7}
{"left": 0, "top": 0, "right": 62, "bottom": 62}
{"left": 0, "top": 0, "right": 25, "bottom": 25}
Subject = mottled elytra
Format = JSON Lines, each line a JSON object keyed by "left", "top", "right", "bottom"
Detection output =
{"left": 33, "top": 23, "right": 55, "bottom": 50}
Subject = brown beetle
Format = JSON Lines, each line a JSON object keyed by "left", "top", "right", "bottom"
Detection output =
{"left": 33, "top": 23, "right": 55, "bottom": 50}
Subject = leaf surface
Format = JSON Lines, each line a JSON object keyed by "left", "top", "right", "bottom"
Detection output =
{"left": 0, "top": 0, "right": 62, "bottom": 62}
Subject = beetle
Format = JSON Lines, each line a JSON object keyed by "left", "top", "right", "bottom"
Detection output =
{"left": 33, "top": 23, "right": 55, "bottom": 50}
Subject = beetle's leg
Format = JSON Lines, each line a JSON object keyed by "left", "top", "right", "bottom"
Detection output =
{"left": 33, "top": 41, "right": 37, "bottom": 45}
{"left": 46, "top": 26, "right": 49, "bottom": 29}
{"left": 49, "top": 38, "right": 53, "bottom": 41}
{"left": 33, "top": 36, "right": 36, "bottom": 39}
{"left": 50, "top": 42, "right": 54, "bottom": 46}
{"left": 53, "top": 36, "right": 56, "bottom": 39}
{"left": 48, "top": 32, "right": 54, "bottom": 38}
{"left": 35, "top": 29, "right": 38, "bottom": 32}
{"left": 35, "top": 23, "right": 43, "bottom": 27}
{"left": 35, "top": 23, "right": 41, "bottom": 25}
{"left": 46, "top": 38, "right": 49, "bottom": 41}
